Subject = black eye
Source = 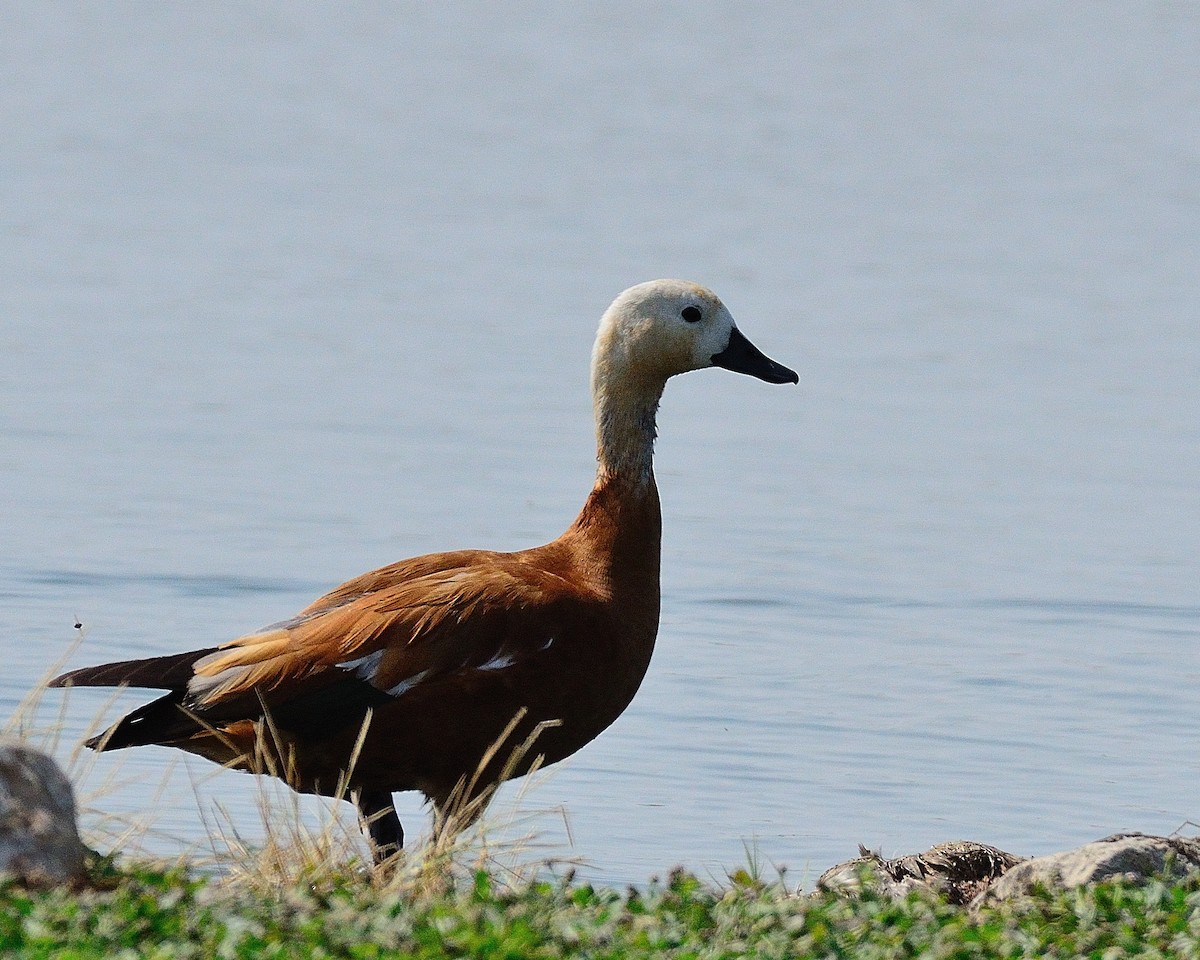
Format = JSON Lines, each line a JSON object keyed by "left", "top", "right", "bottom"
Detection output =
{"left": 681, "top": 306, "right": 701, "bottom": 323}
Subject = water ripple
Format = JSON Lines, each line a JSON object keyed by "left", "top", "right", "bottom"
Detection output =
{"left": 20, "top": 569, "right": 323, "bottom": 599}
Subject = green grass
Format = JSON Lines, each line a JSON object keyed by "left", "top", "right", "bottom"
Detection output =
{"left": 4, "top": 859, "right": 1200, "bottom": 958}
{"left": 14, "top": 663, "right": 1200, "bottom": 957}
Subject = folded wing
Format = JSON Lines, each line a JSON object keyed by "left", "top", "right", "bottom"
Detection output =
{"left": 52, "top": 550, "right": 586, "bottom": 749}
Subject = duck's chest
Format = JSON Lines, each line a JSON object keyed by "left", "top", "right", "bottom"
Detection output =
{"left": 508, "top": 594, "right": 659, "bottom": 765}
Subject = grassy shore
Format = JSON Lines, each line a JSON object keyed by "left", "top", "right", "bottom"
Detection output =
{"left": 4, "top": 854, "right": 1200, "bottom": 958}
{"left": 11, "top": 680, "right": 1200, "bottom": 957}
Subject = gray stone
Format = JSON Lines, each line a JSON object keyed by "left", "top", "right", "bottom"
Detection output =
{"left": 981, "top": 833, "right": 1200, "bottom": 904}
{"left": 0, "top": 743, "right": 87, "bottom": 888}
{"left": 817, "top": 833, "right": 1200, "bottom": 907}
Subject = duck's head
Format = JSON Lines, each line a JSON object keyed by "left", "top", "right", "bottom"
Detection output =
{"left": 592, "top": 279, "right": 798, "bottom": 392}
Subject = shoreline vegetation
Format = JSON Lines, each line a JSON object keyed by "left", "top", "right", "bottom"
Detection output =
{"left": 6, "top": 850, "right": 1200, "bottom": 958}
{"left": 7, "top": 772, "right": 1200, "bottom": 960}
{"left": 9, "top": 680, "right": 1200, "bottom": 956}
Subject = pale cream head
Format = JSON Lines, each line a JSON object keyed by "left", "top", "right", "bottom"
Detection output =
{"left": 589, "top": 279, "right": 797, "bottom": 482}
{"left": 591, "top": 279, "right": 735, "bottom": 392}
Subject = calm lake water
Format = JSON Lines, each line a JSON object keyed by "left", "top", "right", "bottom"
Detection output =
{"left": 3, "top": 4, "right": 1198, "bottom": 886}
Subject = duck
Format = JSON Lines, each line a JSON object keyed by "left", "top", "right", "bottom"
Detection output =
{"left": 51, "top": 279, "right": 797, "bottom": 862}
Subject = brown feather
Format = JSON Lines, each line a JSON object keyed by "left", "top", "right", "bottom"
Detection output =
{"left": 185, "top": 554, "right": 591, "bottom": 710}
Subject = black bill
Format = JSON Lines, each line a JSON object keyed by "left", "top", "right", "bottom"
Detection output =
{"left": 711, "top": 327, "right": 799, "bottom": 384}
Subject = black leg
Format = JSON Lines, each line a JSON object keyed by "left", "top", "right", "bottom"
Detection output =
{"left": 356, "top": 789, "right": 403, "bottom": 864}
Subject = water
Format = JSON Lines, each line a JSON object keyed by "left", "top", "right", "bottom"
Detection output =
{"left": 2, "top": 3, "right": 1198, "bottom": 886}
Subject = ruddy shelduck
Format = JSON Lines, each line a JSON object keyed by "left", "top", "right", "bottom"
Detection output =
{"left": 52, "top": 279, "right": 797, "bottom": 861}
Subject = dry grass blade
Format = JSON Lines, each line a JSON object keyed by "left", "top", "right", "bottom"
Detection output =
{"left": 386, "top": 710, "right": 580, "bottom": 893}
{"left": 200, "top": 705, "right": 584, "bottom": 894}
{"left": 4, "top": 633, "right": 201, "bottom": 869}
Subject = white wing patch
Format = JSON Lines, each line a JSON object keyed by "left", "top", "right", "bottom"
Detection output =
{"left": 337, "top": 630, "right": 558, "bottom": 695}
{"left": 338, "top": 651, "right": 432, "bottom": 699}
{"left": 187, "top": 662, "right": 252, "bottom": 700}
{"left": 477, "top": 651, "right": 517, "bottom": 671}
{"left": 478, "top": 636, "right": 553, "bottom": 671}
{"left": 387, "top": 669, "right": 432, "bottom": 697}
{"left": 338, "top": 649, "right": 384, "bottom": 681}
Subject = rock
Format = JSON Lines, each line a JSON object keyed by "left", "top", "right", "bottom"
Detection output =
{"left": 981, "top": 833, "right": 1200, "bottom": 904}
{"left": 818, "top": 840, "right": 1023, "bottom": 905}
{"left": 817, "top": 833, "right": 1200, "bottom": 907}
{"left": 0, "top": 743, "right": 87, "bottom": 888}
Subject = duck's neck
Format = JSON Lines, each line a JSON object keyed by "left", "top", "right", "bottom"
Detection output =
{"left": 570, "top": 366, "right": 664, "bottom": 627}
{"left": 591, "top": 368, "right": 667, "bottom": 486}
{"left": 570, "top": 430, "right": 663, "bottom": 619}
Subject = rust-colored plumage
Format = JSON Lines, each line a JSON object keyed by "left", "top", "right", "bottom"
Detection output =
{"left": 51, "top": 280, "right": 797, "bottom": 860}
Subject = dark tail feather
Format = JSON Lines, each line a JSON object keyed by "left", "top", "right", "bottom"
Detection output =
{"left": 50, "top": 647, "right": 220, "bottom": 691}
{"left": 84, "top": 690, "right": 204, "bottom": 751}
